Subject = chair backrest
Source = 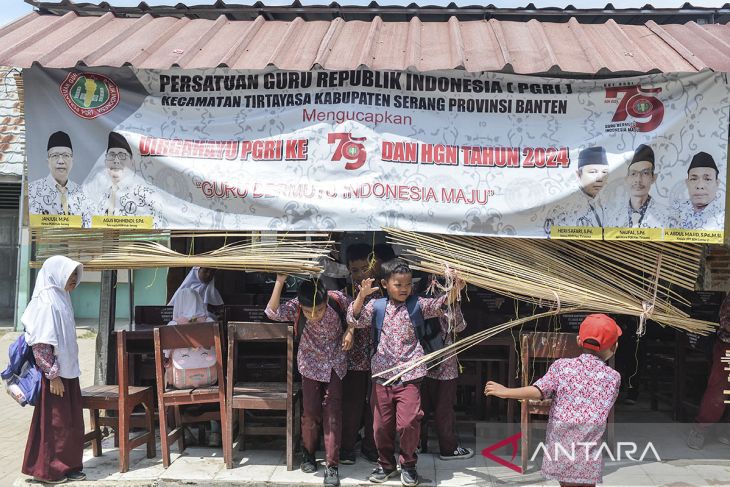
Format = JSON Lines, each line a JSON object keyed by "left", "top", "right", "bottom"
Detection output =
{"left": 226, "top": 321, "right": 294, "bottom": 404}
{"left": 135, "top": 305, "right": 173, "bottom": 325}
{"left": 153, "top": 322, "right": 224, "bottom": 392}
{"left": 223, "top": 305, "right": 270, "bottom": 324}
{"left": 521, "top": 332, "right": 582, "bottom": 388}
{"left": 117, "top": 330, "right": 130, "bottom": 400}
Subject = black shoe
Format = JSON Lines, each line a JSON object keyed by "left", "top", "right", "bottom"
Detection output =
{"left": 368, "top": 466, "right": 398, "bottom": 483}
{"left": 324, "top": 466, "right": 340, "bottom": 487}
{"left": 340, "top": 449, "right": 356, "bottom": 465}
{"left": 301, "top": 450, "right": 318, "bottom": 473}
{"left": 361, "top": 448, "right": 379, "bottom": 464}
{"left": 439, "top": 446, "right": 474, "bottom": 461}
{"left": 400, "top": 467, "right": 419, "bottom": 487}
{"left": 66, "top": 471, "right": 86, "bottom": 481}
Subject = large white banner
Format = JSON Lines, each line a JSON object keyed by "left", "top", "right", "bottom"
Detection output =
{"left": 25, "top": 67, "right": 728, "bottom": 242}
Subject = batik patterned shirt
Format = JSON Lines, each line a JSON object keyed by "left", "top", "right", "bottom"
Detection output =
{"left": 533, "top": 353, "right": 620, "bottom": 484}
{"left": 604, "top": 195, "right": 670, "bottom": 228}
{"left": 32, "top": 343, "right": 59, "bottom": 380}
{"left": 344, "top": 289, "right": 380, "bottom": 371}
{"left": 544, "top": 191, "right": 605, "bottom": 235}
{"left": 427, "top": 305, "right": 467, "bottom": 381}
{"left": 352, "top": 295, "right": 448, "bottom": 383}
{"left": 28, "top": 175, "right": 91, "bottom": 227}
{"left": 265, "top": 292, "right": 349, "bottom": 382}
{"left": 670, "top": 198, "right": 724, "bottom": 230}
{"left": 95, "top": 177, "right": 165, "bottom": 228}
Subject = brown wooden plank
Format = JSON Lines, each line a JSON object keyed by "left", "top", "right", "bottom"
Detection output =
{"left": 229, "top": 321, "right": 289, "bottom": 341}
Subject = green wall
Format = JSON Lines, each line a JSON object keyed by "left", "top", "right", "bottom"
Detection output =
{"left": 70, "top": 268, "right": 168, "bottom": 319}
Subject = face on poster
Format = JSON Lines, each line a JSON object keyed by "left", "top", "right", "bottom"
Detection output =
{"left": 24, "top": 67, "right": 728, "bottom": 242}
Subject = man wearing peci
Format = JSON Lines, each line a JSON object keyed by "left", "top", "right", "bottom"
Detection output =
{"left": 605, "top": 144, "right": 670, "bottom": 228}
{"left": 544, "top": 146, "right": 609, "bottom": 234}
{"left": 96, "top": 131, "right": 162, "bottom": 226}
{"left": 28, "top": 131, "right": 90, "bottom": 227}
{"left": 671, "top": 151, "right": 724, "bottom": 231}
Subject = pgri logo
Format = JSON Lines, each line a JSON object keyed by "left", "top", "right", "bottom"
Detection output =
{"left": 605, "top": 85, "right": 664, "bottom": 132}
{"left": 328, "top": 133, "right": 367, "bottom": 170}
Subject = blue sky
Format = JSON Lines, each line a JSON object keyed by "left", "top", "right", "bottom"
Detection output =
{"left": 1, "top": 0, "right": 726, "bottom": 28}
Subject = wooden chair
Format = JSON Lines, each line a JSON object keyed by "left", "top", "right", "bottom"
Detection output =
{"left": 226, "top": 321, "right": 301, "bottom": 470}
{"left": 81, "top": 330, "right": 156, "bottom": 473}
{"left": 153, "top": 322, "right": 231, "bottom": 468}
{"left": 520, "top": 332, "right": 615, "bottom": 473}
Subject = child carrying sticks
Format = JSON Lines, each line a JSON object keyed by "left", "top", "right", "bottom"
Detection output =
{"left": 266, "top": 276, "right": 352, "bottom": 487}
{"left": 349, "top": 259, "right": 465, "bottom": 487}
{"left": 485, "top": 314, "right": 621, "bottom": 487}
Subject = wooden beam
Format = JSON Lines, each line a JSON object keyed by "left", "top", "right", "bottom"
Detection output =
{"left": 95, "top": 270, "right": 117, "bottom": 385}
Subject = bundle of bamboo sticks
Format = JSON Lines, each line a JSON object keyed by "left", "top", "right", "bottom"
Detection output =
{"left": 31, "top": 228, "right": 332, "bottom": 274}
{"left": 375, "top": 229, "right": 716, "bottom": 383}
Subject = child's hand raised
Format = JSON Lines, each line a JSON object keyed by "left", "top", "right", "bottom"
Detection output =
{"left": 359, "top": 278, "right": 380, "bottom": 297}
{"left": 276, "top": 274, "right": 288, "bottom": 284}
{"left": 484, "top": 381, "right": 507, "bottom": 398}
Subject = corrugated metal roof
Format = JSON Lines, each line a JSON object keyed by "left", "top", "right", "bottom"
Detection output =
{"left": 25, "top": 1, "right": 730, "bottom": 24}
{"left": 0, "top": 68, "right": 24, "bottom": 179}
{"left": 0, "top": 11, "right": 728, "bottom": 73}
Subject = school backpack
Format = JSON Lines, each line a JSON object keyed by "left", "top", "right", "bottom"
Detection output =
{"left": 166, "top": 346, "right": 218, "bottom": 389}
{"left": 294, "top": 291, "right": 348, "bottom": 338}
{"left": 1, "top": 334, "right": 42, "bottom": 407}
{"left": 371, "top": 296, "right": 445, "bottom": 357}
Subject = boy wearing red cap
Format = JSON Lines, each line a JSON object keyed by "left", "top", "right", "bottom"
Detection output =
{"left": 485, "top": 314, "right": 622, "bottom": 487}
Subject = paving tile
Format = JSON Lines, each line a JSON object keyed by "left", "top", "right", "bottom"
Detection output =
{"left": 160, "top": 450, "right": 226, "bottom": 481}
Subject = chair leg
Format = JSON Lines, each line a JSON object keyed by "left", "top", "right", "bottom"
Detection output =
{"left": 521, "top": 406, "right": 529, "bottom": 474}
{"left": 159, "top": 404, "right": 171, "bottom": 469}
{"left": 173, "top": 407, "right": 185, "bottom": 453}
{"left": 238, "top": 409, "right": 246, "bottom": 451}
{"left": 144, "top": 397, "right": 156, "bottom": 459}
{"left": 119, "top": 406, "right": 130, "bottom": 473}
{"left": 287, "top": 401, "right": 294, "bottom": 471}
{"left": 90, "top": 408, "right": 102, "bottom": 457}
{"left": 220, "top": 399, "right": 232, "bottom": 469}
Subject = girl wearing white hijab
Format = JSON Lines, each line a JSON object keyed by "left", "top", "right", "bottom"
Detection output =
{"left": 168, "top": 267, "right": 223, "bottom": 309}
{"left": 21, "top": 255, "right": 86, "bottom": 484}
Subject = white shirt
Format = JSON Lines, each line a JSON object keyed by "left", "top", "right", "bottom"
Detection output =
{"left": 544, "top": 190, "right": 605, "bottom": 234}
{"left": 28, "top": 174, "right": 90, "bottom": 227}
{"left": 605, "top": 195, "right": 670, "bottom": 228}
{"left": 671, "top": 198, "right": 725, "bottom": 230}
{"left": 22, "top": 255, "right": 83, "bottom": 379}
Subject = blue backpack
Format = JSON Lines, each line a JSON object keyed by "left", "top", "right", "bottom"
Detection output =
{"left": 371, "top": 296, "right": 445, "bottom": 358}
{"left": 1, "top": 334, "right": 42, "bottom": 407}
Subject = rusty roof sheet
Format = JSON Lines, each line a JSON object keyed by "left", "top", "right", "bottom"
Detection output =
{"left": 0, "top": 67, "right": 24, "bottom": 178}
{"left": 0, "top": 12, "right": 729, "bottom": 73}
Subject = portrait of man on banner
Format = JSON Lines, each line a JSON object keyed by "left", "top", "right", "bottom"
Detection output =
{"left": 605, "top": 144, "right": 670, "bottom": 229}
{"left": 27, "top": 131, "right": 91, "bottom": 226}
{"left": 86, "top": 131, "right": 162, "bottom": 227}
{"left": 543, "top": 146, "right": 609, "bottom": 234}
{"left": 670, "top": 151, "right": 724, "bottom": 230}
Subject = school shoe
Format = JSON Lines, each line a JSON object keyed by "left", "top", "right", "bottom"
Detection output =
{"left": 439, "top": 446, "right": 474, "bottom": 461}
{"left": 687, "top": 427, "right": 706, "bottom": 450}
{"left": 324, "top": 466, "right": 340, "bottom": 487}
{"left": 368, "top": 466, "right": 398, "bottom": 483}
{"left": 400, "top": 467, "right": 419, "bottom": 487}
{"left": 66, "top": 471, "right": 86, "bottom": 481}
{"left": 339, "top": 449, "right": 356, "bottom": 465}
{"left": 301, "top": 450, "right": 318, "bottom": 473}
